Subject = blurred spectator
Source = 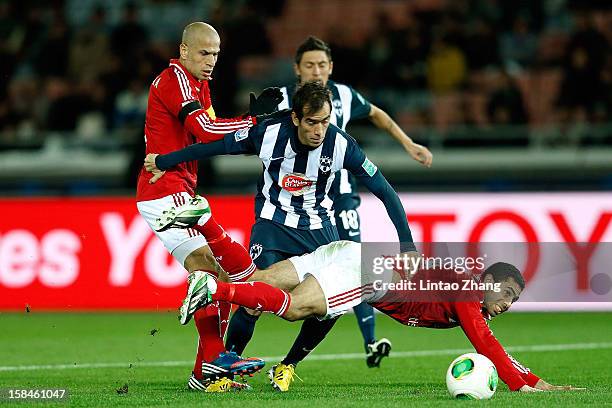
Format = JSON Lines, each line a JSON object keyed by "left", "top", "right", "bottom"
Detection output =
{"left": 110, "top": 2, "right": 148, "bottom": 63}
{"left": 44, "top": 77, "right": 98, "bottom": 132}
{"left": 558, "top": 11, "right": 610, "bottom": 120}
{"left": 0, "top": 76, "right": 40, "bottom": 145}
{"left": 209, "top": 2, "right": 272, "bottom": 114}
{"left": 326, "top": 26, "right": 364, "bottom": 87}
{"left": 363, "top": 13, "right": 398, "bottom": 88}
{"left": 426, "top": 34, "right": 467, "bottom": 94}
{"left": 464, "top": 19, "right": 500, "bottom": 70}
{"left": 393, "top": 25, "right": 429, "bottom": 89}
{"left": 487, "top": 71, "right": 528, "bottom": 124}
{"left": 600, "top": 54, "right": 612, "bottom": 121}
{"left": 565, "top": 10, "right": 608, "bottom": 75}
{"left": 499, "top": 16, "right": 538, "bottom": 68}
{"left": 35, "top": 9, "right": 71, "bottom": 78}
{"left": 68, "top": 6, "right": 110, "bottom": 82}
{"left": 499, "top": 0, "right": 544, "bottom": 32}
{"left": 113, "top": 79, "right": 148, "bottom": 129}
{"left": 224, "top": 3, "right": 272, "bottom": 57}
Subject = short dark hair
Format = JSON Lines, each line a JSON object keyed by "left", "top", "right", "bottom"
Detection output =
{"left": 483, "top": 262, "right": 525, "bottom": 289}
{"left": 292, "top": 81, "right": 332, "bottom": 121}
{"left": 295, "top": 36, "right": 332, "bottom": 64}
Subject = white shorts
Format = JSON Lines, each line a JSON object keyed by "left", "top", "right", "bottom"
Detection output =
{"left": 289, "top": 241, "right": 389, "bottom": 320}
{"left": 136, "top": 192, "right": 207, "bottom": 266}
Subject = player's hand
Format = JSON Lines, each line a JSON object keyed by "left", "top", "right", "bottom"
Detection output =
{"left": 149, "top": 169, "right": 165, "bottom": 184}
{"left": 405, "top": 142, "right": 433, "bottom": 168}
{"left": 534, "top": 380, "right": 585, "bottom": 391}
{"left": 255, "top": 108, "right": 291, "bottom": 124}
{"left": 519, "top": 385, "right": 542, "bottom": 392}
{"left": 144, "top": 153, "right": 160, "bottom": 172}
{"left": 249, "top": 87, "right": 283, "bottom": 116}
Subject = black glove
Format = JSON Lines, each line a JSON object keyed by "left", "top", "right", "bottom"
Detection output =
{"left": 255, "top": 108, "right": 291, "bottom": 124}
{"left": 249, "top": 87, "right": 284, "bottom": 116}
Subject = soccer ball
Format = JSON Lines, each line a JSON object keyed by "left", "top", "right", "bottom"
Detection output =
{"left": 446, "top": 353, "right": 498, "bottom": 399}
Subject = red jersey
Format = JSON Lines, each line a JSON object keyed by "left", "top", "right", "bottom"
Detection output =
{"left": 136, "top": 59, "right": 254, "bottom": 201}
{"left": 372, "top": 269, "right": 540, "bottom": 391}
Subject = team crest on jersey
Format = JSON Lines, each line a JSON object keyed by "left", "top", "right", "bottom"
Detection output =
{"left": 249, "top": 243, "right": 263, "bottom": 260}
{"left": 234, "top": 128, "right": 249, "bottom": 142}
{"left": 319, "top": 156, "right": 332, "bottom": 173}
{"left": 281, "top": 173, "right": 315, "bottom": 196}
{"left": 332, "top": 99, "right": 343, "bottom": 116}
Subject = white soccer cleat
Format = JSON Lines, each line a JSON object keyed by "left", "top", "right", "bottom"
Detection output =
{"left": 154, "top": 195, "right": 212, "bottom": 232}
{"left": 178, "top": 271, "right": 218, "bottom": 325}
{"left": 366, "top": 338, "right": 392, "bottom": 368}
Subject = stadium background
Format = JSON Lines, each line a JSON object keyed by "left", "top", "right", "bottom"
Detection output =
{"left": 0, "top": 1, "right": 611, "bottom": 404}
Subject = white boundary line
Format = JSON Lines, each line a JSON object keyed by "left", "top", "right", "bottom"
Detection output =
{"left": 1, "top": 342, "right": 611, "bottom": 372}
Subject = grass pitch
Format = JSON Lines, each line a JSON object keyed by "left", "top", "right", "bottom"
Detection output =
{"left": 0, "top": 311, "right": 610, "bottom": 407}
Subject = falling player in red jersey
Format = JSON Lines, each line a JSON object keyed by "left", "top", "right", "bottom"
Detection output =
{"left": 157, "top": 195, "right": 585, "bottom": 393}
{"left": 135, "top": 22, "right": 282, "bottom": 392}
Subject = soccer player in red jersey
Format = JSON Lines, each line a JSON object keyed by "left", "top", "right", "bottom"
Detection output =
{"left": 157, "top": 196, "right": 584, "bottom": 393}
{"left": 135, "top": 22, "right": 280, "bottom": 392}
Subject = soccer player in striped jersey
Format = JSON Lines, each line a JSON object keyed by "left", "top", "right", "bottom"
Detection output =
{"left": 145, "top": 81, "right": 419, "bottom": 390}
{"left": 153, "top": 196, "right": 584, "bottom": 393}
{"left": 270, "top": 36, "right": 433, "bottom": 368}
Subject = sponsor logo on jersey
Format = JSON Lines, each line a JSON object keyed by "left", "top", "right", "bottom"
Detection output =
{"left": 249, "top": 243, "right": 263, "bottom": 260}
{"left": 281, "top": 173, "right": 315, "bottom": 196}
{"left": 361, "top": 157, "right": 378, "bottom": 177}
{"left": 234, "top": 128, "right": 249, "bottom": 142}
{"left": 319, "top": 156, "right": 332, "bottom": 173}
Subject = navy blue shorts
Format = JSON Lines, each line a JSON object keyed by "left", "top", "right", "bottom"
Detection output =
{"left": 248, "top": 218, "right": 340, "bottom": 269}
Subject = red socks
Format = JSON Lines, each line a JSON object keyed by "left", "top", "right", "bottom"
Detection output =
{"left": 191, "top": 216, "right": 258, "bottom": 377}
{"left": 192, "top": 302, "right": 225, "bottom": 377}
{"left": 193, "top": 216, "right": 255, "bottom": 282}
{"left": 212, "top": 280, "right": 291, "bottom": 317}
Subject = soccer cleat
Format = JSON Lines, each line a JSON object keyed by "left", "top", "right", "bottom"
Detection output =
{"left": 154, "top": 195, "right": 212, "bottom": 232}
{"left": 187, "top": 374, "right": 252, "bottom": 392}
{"left": 268, "top": 363, "right": 301, "bottom": 392}
{"left": 178, "top": 271, "right": 216, "bottom": 325}
{"left": 203, "top": 351, "right": 266, "bottom": 379}
{"left": 366, "top": 338, "right": 392, "bottom": 368}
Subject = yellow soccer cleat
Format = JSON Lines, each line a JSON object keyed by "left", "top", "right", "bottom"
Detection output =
{"left": 268, "top": 363, "right": 301, "bottom": 392}
{"left": 203, "top": 377, "right": 251, "bottom": 393}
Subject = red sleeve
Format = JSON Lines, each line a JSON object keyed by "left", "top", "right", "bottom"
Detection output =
{"left": 454, "top": 302, "right": 537, "bottom": 391}
{"left": 157, "top": 68, "right": 255, "bottom": 143}
{"left": 184, "top": 110, "right": 254, "bottom": 143}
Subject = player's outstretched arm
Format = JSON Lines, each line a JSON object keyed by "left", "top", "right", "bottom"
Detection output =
{"left": 358, "top": 170, "right": 416, "bottom": 253}
{"left": 154, "top": 139, "right": 228, "bottom": 171}
{"left": 142, "top": 140, "right": 228, "bottom": 184}
{"left": 455, "top": 302, "right": 540, "bottom": 391}
{"left": 368, "top": 104, "right": 433, "bottom": 168}
{"left": 534, "top": 379, "right": 585, "bottom": 391}
{"left": 342, "top": 138, "right": 416, "bottom": 252}
{"left": 518, "top": 385, "right": 542, "bottom": 392}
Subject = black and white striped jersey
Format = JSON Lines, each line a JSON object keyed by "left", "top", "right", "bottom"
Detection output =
{"left": 278, "top": 80, "right": 371, "bottom": 204}
{"left": 222, "top": 113, "right": 379, "bottom": 230}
